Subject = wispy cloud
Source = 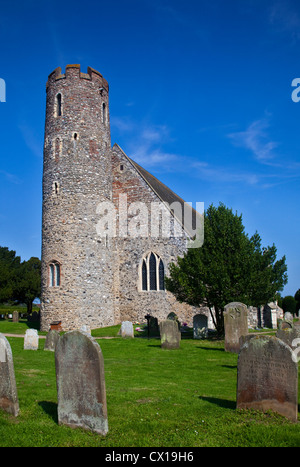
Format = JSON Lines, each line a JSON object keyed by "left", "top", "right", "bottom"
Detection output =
{"left": 227, "top": 117, "right": 280, "bottom": 166}
{"left": 192, "top": 161, "right": 260, "bottom": 186}
{"left": 0, "top": 170, "right": 22, "bottom": 185}
{"left": 18, "top": 123, "right": 43, "bottom": 158}
{"left": 111, "top": 118, "right": 179, "bottom": 167}
{"left": 268, "top": 0, "right": 300, "bottom": 42}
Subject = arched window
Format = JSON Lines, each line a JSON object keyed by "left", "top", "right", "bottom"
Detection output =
{"left": 141, "top": 252, "right": 165, "bottom": 291}
{"left": 55, "top": 93, "right": 62, "bottom": 117}
{"left": 48, "top": 261, "right": 61, "bottom": 287}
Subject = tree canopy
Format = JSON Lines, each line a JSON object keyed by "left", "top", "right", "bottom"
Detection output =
{"left": 0, "top": 246, "right": 41, "bottom": 312}
{"left": 166, "top": 203, "right": 288, "bottom": 336}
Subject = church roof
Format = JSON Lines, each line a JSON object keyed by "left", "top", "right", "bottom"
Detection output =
{"left": 112, "top": 143, "right": 202, "bottom": 240}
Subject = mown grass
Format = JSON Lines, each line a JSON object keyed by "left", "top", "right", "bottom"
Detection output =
{"left": 0, "top": 320, "right": 300, "bottom": 447}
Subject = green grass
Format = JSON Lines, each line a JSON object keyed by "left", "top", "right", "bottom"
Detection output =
{"left": 0, "top": 321, "right": 300, "bottom": 447}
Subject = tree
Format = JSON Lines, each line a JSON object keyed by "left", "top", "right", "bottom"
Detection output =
{"left": 165, "top": 203, "right": 288, "bottom": 337}
{"left": 15, "top": 257, "right": 41, "bottom": 313}
{"left": 282, "top": 295, "right": 297, "bottom": 316}
{"left": 294, "top": 289, "right": 300, "bottom": 315}
{"left": 0, "top": 246, "right": 21, "bottom": 302}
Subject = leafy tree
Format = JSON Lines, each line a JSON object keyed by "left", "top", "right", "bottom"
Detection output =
{"left": 294, "top": 289, "right": 300, "bottom": 315}
{"left": 0, "top": 246, "right": 21, "bottom": 302}
{"left": 15, "top": 257, "right": 41, "bottom": 313}
{"left": 282, "top": 295, "right": 297, "bottom": 315}
{"left": 166, "top": 203, "right": 288, "bottom": 337}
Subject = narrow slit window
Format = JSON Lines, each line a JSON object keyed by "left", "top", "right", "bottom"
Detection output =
{"left": 56, "top": 93, "right": 62, "bottom": 117}
{"left": 102, "top": 103, "right": 106, "bottom": 125}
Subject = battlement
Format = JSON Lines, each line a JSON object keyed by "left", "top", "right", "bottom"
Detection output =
{"left": 46, "top": 64, "right": 109, "bottom": 91}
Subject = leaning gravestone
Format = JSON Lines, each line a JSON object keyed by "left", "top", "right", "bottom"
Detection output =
{"left": 55, "top": 330, "right": 108, "bottom": 435}
{"left": 237, "top": 335, "right": 298, "bottom": 422}
{"left": 0, "top": 333, "right": 19, "bottom": 416}
{"left": 120, "top": 321, "right": 134, "bottom": 338}
{"left": 193, "top": 313, "right": 208, "bottom": 339}
{"left": 44, "top": 329, "right": 60, "bottom": 352}
{"left": 24, "top": 329, "right": 39, "bottom": 350}
{"left": 224, "top": 302, "right": 248, "bottom": 353}
{"left": 159, "top": 319, "right": 181, "bottom": 349}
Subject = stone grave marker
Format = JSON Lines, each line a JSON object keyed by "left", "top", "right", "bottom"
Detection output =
{"left": 12, "top": 311, "right": 19, "bottom": 323}
{"left": 24, "top": 328, "right": 39, "bottom": 350}
{"left": 148, "top": 316, "right": 160, "bottom": 337}
{"left": 55, "top": 330, "right": 108, "bottom": 435}
{"left": 44, "top": 329, "right": 60, "bottom": 352}
{"left": 80, "top": 324, "right": 91, "bottom": 335}
{"left": 159, "top": 319, "right": 181, "bottom": 349}
{"left": 193, "top": 313, "right": 208, "bottom": 339}
{"left": 120, "top": 321, "right": 134, "bottom": 338}
{"left": 0, "top": 333, "right": 19, "bottom": 416}
{"left": 237, "top": 335, "right": 298, "bottom": 422}
{"left": 276, "top": 326, "right": 300, "bottom": 348}
{"left": 224, "top": 302, "right": 248, "bottom": 353}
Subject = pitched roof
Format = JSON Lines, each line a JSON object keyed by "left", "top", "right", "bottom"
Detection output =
{"left": 112, "top": 143, "right": 203, "bottom": 240}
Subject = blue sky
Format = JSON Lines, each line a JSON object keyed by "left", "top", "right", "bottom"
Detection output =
{"left": 0, "top": 0, "right": 299, "bottom": 297}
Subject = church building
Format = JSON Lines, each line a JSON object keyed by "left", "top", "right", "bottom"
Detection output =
{"left": 40, "top": 65, "right": 203, "bottom": 331}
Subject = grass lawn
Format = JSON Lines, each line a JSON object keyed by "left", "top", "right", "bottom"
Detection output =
{"left": 0, "top": 320, "right": 300, "bottom": 447}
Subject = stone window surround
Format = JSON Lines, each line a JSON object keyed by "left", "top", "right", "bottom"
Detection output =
{"left": 48, "top": 260, "right": 61, "bottom": 288}
{"left": 138, "top": 251, "right": 165, "bottom": 292}
{"left": 54, "top": 92, "right": 63, "bottom": 118}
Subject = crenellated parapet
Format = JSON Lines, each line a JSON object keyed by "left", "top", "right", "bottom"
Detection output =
{"left": 46, "top": 64, "right": 109, "bottom": 91}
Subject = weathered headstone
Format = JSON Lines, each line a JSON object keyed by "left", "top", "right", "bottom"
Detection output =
{"left": 159, "top": 319, "right": 181, "bottom": 349}
{"left": 120, "top": 321, "right": 134, "bottom": 338}
{"left": 276, "top": 327, "right": 300, "bottom": 349}
{"left": 44, "top": 329, "right": 60, "bottom": 351}
{"left": 55, "top": 330, "right": 108, "bottom": 435}
{"left": 12, "top": 311, "right": 19, "bottom": 323}
{"left": 224, "top": 302, "right": 248, "bottom": 353}
{"left": 24, "top": 329, "right": 39, "bottom": 350}
{"left": 237, "top": 335, "right": 298, "bottom": 422}
{"left": 80, "top": 324, "right": 91, "bottom": 335}
{"left": 0, "top": 333, "right": 19, "bottom": 416}
{"left": 193, "top": 313, "right": 208, "bottom": 339}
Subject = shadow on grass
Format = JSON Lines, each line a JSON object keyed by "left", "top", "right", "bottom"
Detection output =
{"left": 199, "top": 396, "right": 236, "bottom": 410}
{"left": 197, "top": 346, "right": 225, "bottom": 352}
{"left": 38, "top": 401, "right": 58, "bottom": 423}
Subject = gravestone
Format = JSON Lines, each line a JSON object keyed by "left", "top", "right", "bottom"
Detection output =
{"left": 80, "top": 324, "right": 91, "bottom": 335}
{"left": 12, "top": 311, "right": 19, "bottom": 323}
{"left": 55, "top": 330, "right": 108, "bottom": 435}
{"left": 193, "top": 313, "right": 208, "bottom": 339}
{"left": 44, "top": 329, "right": 60, "bottom": 352}
{"left": 276, "top": 327, "right": 300, "bottom": 349}
{"left": 148, "top": 316, "right": 160, "bottom": 337}
{"left": 24, "top": 329, "right": 39, "bottom": 350}
{"left": 120, "top": 321, "right": 134, "bottom": 338}
{"left": 159, "top": 319, "right": 181, "bottom": 349}
{"left": 237, "top": 335, "right": 298, "bottom": 422}
{"left": 224, "top": 302, "right": 248, "bottom": 353}
{"left": 0, "top": 333, "right": 19, "bottom": 416}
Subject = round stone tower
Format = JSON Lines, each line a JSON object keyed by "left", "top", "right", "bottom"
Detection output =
{"left": 40, "top": 65, "right": 115, "bottom": 331}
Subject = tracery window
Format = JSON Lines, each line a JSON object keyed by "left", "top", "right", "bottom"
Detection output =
{"left": 141, "top": 252, "right": 165, "bottom": 291}
{"left": 48, "top": 261, "right": 61, "bottom": 287}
